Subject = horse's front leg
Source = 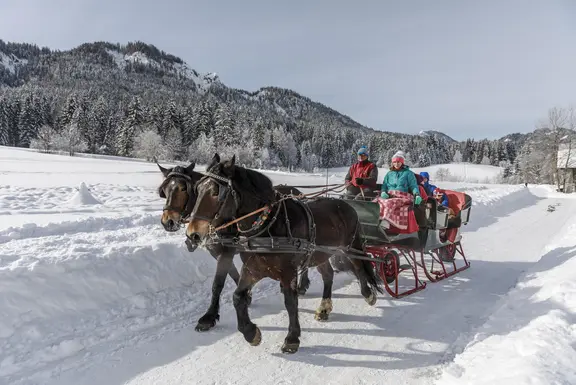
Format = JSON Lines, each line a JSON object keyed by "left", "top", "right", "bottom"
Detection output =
{"left": 233, "top": 262, "right": 261, "bottom": 346}
{"left": 195, "top": 250, "right": 235, "bottom": 332}
{"left": 281, "top": 269, "right": 301, "bottom": 353}
{"left": 210, "top": 247, "right": 252, "bottom": 306}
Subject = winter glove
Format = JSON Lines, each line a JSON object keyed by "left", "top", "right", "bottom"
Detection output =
{"left": 414, "top": 196, "right": 423, "bottom": 205}
{"left": 355, "top": 177, "right": 364, "bottom": 185}
{"left": 380, "top": 191, "right": 389, "bottom": 199}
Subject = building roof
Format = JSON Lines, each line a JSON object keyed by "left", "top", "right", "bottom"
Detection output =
{"left": 557, "top": 142, "right": 576, "bottom": 168}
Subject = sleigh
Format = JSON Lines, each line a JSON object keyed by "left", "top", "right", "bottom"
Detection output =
{"left": 341, "top": 186, "right": 472, "bottom": 298}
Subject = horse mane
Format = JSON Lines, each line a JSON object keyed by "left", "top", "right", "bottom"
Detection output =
{"left": 235, "top": 166, "right": 276, "bottom": 203}
{"left": 208, "top": 160, "right": 276, "bottom": 204}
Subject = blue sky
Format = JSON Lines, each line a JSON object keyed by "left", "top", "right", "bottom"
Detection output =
{"left": 1, "top": 0, "right": 576, "bottom": 140}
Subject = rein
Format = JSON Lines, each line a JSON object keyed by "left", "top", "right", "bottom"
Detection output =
{"left": 207, "top": 181, "right": 347, "bottom": 234}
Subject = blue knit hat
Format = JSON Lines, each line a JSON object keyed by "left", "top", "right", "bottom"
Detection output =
{"left": 357, "top": 146, "right": 369, "bottom": 156}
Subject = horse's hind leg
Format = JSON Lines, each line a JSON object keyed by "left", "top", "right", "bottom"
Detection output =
{"left": 314, "top": 260, "right": 334, "bottom": 321}
{"left": 280, "top": 268, "right": 301, "bottom": 353}
{"left": 349, "top": 258, "right": 379, "bottom": 306}
{"left": 195, "top": 250, "right": 235, "bottom": 332}
{"left": 233, "top": 262, "right": 262, "bottom": 346}
{"left": 297, "top": 268, "right": 311, "bottom": 295}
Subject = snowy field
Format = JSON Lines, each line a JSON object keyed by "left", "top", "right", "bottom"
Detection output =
{"left": 0, "top": 146, "right": 574, "bottom": 385}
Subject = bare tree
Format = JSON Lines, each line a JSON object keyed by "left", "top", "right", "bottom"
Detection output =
{"left": 560, "top": 106, "right": 576, "bottom": 192}
{"left": 30, "top": 125, "right": 56, "bottom": 153}
{"left": 435, "top": 167, "right": 450, "bottom": 182}
{"left": 53, "top": 123, "right": 87, "bottom": 156}
{"left": 132, "top": 127, "right": 163, "bottom": 161}
{"left": 532, "top": 106, "right": 569, "bottom": 188}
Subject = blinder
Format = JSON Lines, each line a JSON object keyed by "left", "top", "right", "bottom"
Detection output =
{"left": 190, "top": 171, "right": 241, "bottom": 228}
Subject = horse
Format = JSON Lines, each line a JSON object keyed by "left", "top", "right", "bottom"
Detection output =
{"left": 185, "top": 154, "right": 383, "bottom": 353}
{"left": 156, "top": 161, "right": 312, "bottom": 332}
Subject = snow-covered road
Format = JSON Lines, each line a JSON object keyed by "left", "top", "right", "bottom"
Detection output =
{"left": 46, "top": 187, "right": 573, "bottom": 385}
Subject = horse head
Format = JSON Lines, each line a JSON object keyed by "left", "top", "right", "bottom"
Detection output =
{"left": 157, "top": 160, "right": 201, "bottom": 232}
{"left": 185, "top": 153, "right": 275, "bottom": 247}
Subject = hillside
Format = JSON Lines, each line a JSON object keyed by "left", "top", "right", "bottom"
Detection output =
{"left": 0, "top": 39, "right": 539, "bottom": 179}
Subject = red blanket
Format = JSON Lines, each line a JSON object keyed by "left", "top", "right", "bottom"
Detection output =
{"left": 375, "top": 190, "right": 414, "bottom": 230}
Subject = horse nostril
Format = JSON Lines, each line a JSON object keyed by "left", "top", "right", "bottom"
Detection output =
{"left": 166, "top": 219, "right": 174, "bottom": 228}
{"left": 187, "top": 232, "right": 201, "bottom": 243}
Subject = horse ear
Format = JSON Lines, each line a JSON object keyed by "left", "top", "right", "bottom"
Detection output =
{"left": 223, "top": 155, "right": 236, "bottom": 176}
{"left": 185, "top": 162, "right": 196, "bottom": 174}
{"left": 157, "top": 162, "right": 171, "bottom": 178}
{"left": 212, "top": 153, "right": 220, "bottom": 163}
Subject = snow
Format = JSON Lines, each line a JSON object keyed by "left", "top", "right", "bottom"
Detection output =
{"left": 328, "top": 162, "right": 505, "bottom": 184}
{"left": 105, "top": 49, "right": 219, "bottom": 92}
{"left": 0, "top": 51, "right": 28, "bottom": 74}
{"left": 0, "top": 146, "right": 574, "bottom": 385}
{"left": 436, "top": 189, "right": 576, "bottom": 385}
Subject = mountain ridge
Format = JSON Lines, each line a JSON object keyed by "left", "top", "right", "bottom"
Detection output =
{"left": 0, "top": 38, "right": 538, "bottom": 181}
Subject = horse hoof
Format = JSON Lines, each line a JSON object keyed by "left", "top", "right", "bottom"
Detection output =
{"left": 195, "top": 322, "right": 215, "bottom": 332}
{"left": 250, "top": 327, "right": 262, "bottom": 346}
{"left": 281, "top": 342, "right": 300, "bottom": 354}
{"left": 314, "top": 311, "right": 329, "bottom": 321}
{"left": 297, "top": 288, "right": 307, "bottom": 296}
{"left": 365, "top": 292, "right": 377, "bottom": 306}
{"left": 195, "top": 314, "right": 219, "bottom": 332}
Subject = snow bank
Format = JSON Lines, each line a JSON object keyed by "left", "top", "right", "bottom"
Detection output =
{"left": 435, "top": 213, "right": 576, "bottom": 385}
{"left": 0, "top": 220, "right": 233, "bottom": 380}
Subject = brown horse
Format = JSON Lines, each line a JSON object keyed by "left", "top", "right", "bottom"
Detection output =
{"left": 185, "top": 154, "right": 383, "bottom": 353}
{"left": 157, "top": 161, "right": 312, "bottom": 331}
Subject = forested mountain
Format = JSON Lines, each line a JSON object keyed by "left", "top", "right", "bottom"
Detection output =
{"left": 0, "top": 39, "right": 564, "bottom": 184}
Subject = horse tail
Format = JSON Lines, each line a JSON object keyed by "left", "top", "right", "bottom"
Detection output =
{"left": 329, "top": 222, "right": 384, "bottom": 295}
{"left": 350, "top": 223, "right": 384, "bottom": 294}
{"left": 357, "top": 254, "right": 384, "bottom": 294}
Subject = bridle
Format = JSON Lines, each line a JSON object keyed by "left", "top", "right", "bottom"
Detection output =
{"left": 160, "top": 170, "right": 197, "bottom": 223}
{"left": 189, "top": 170, "right": 241, "bottom": 225}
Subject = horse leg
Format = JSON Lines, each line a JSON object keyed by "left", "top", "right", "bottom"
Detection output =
{"left": 314, "top": 260, "right": 334, "bottom": 321}
{"left": 280, "top": 269, "right": 300, "bottom": 353}
{"left": 350, "top": 258, "right": 380, "bottom": 306}
{"left": 210, "top": 248, "right": 252, "bottom": 307}
{"left": 233, "top": 262, "right": 262, "bottom": 346}
{"left": 297, "top": 268, "right": 311, "bottom": 295}
{"left": 195, "top": 250, "right": 235, "bottom": 332}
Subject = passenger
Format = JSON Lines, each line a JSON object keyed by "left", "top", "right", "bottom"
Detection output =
{"left": 419, "top": 171, "right": 437, "bottom": 196}
{"left": 377, "top": 151, "right": 423, "bottom": 230}
{"left": 345, "top": 146, "right": 378, "bottom": 199}
{"left": 433, "top": 188, "right": 456, "bottom": 219}
{"left": 433, "top": 188, "right": 449, "bottom": 208}
{"left": 380, "top": 151, "right": 422, "bottom": 203}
